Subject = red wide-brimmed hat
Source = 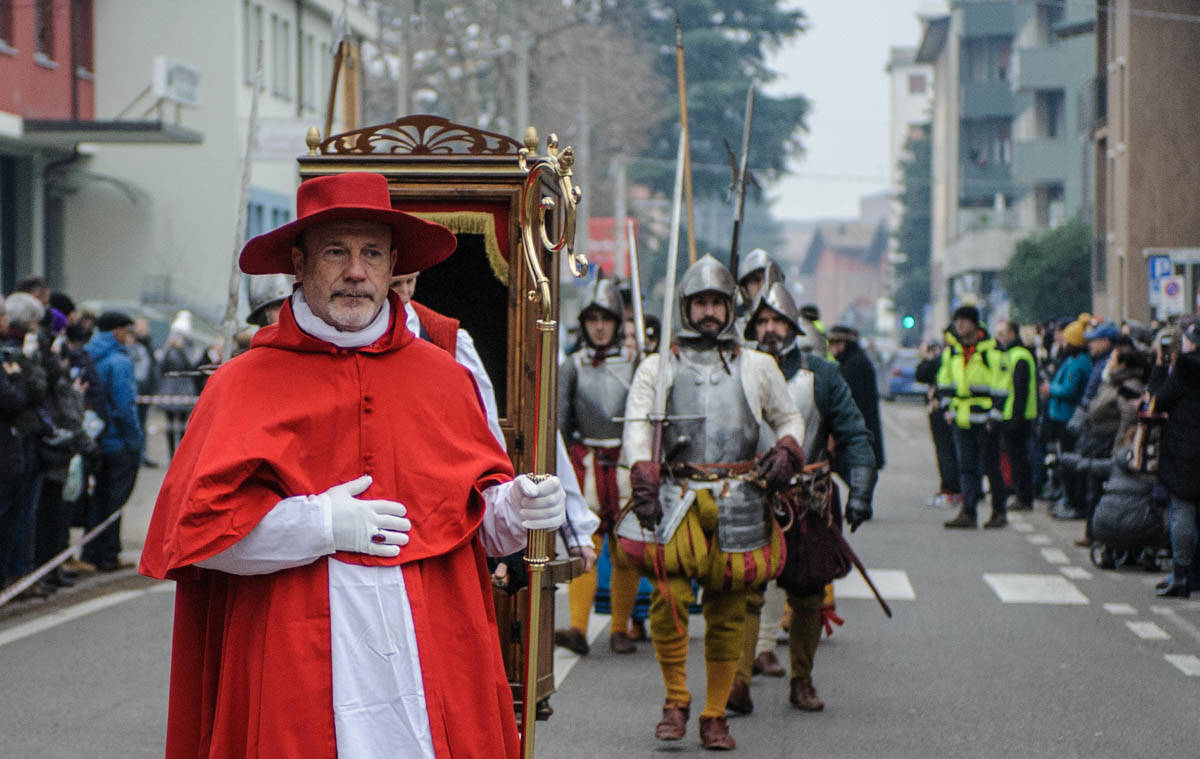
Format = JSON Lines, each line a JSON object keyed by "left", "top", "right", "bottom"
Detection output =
{"left": 238, "top": 173, "right": 457, "bottom": 275}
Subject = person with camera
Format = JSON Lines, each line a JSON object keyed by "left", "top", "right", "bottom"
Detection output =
{"left": 1149, "top": 320, "right": 1200, "bottom": 598}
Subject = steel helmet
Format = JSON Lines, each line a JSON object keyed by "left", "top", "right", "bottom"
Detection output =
{"left": 737, "top": 248, "right": 785, "bottom": 287}
{"left": 676, "top": 254, "right": 739, "bottom": 341}
{"left": 578, "top": 277, "right": 624, "bottom": 324}
{"left": 247, "top": 273, "right": 294, "bottom": 327}
{"left": 743, "top": 281, "right": 806, "bottom": 341}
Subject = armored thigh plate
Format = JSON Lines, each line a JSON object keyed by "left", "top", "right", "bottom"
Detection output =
{"left": 614, "top": 479, "right": 695, "bottom": 545}
{"left": 716, "top": 479, "right": 771, "bottom": 552}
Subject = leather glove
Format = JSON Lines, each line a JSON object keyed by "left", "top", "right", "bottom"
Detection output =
{"left": 326, "top": 474, "right": 411, "bottom": 558}
{"left": 508, "top": 474, "right": 566, "bottom": 530}
{"left": 756, "top": 435, "right": 805, "bottom": 490}
{"left": 1058, "top": 452, "right": 1082, "bottom": 472}
{"left": 630, "top": 461, "right": 663, "bottom": 530}
{"left": 846, "top": 466, "right": 877, "bottom": 533}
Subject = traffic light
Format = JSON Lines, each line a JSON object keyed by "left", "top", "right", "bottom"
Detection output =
{"left": 902, "top": 315, "right": 916, "bottom": 329}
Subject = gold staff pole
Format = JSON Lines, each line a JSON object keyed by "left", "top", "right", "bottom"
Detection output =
{"left": 517, "top": 126, "right": 586, "bottom": 759}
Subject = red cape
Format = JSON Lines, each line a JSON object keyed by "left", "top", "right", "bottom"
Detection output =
{"left": 140, "top": 292, "right": 519, "bottom": 759}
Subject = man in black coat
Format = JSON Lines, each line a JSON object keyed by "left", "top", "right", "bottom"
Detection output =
{"left": 828, "top": 325, "right": 885, "bottom": 470}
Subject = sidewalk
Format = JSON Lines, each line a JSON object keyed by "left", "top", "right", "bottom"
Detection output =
{"left": 116, "top": 409, "right": 172, "bottom": 568}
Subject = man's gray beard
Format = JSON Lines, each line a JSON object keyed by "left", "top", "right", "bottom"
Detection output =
{"left": 757, "top": 333, "right": 787, "bottom": 356}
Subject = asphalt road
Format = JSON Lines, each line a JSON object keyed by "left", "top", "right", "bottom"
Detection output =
{"left": 1, "top": 402, "right": 1197, "bottom": 758}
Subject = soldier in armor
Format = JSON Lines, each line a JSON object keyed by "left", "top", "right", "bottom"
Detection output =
{"left": 555, "top": 278, "right": 644, "bottom": 655}
{"left": 618, "top": 254, "right": 805, "bottom": 750}
{"left": 728, "top": 282, "right": 877, "bottom": 715}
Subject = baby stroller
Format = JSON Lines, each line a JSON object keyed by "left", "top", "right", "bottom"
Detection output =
{"left": 1088, "top": 446, "right": 1171, "bottom": 571}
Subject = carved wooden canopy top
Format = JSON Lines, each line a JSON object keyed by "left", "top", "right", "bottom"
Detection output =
{"left": 318, "top": 115, "right": 524, "bottom": 156}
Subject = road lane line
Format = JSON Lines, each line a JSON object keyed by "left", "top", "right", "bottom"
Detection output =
{"left": 1060, "top": 566, "right": 1092, "bottom": 580}
{"left": 1164, "top": 654, "right": 1200, "bottom": 676}
{"left": 1041, "top": 548, "right": 1070, "bottom": 564}
{"left": 1126, "top": 620, "right": 1170, "bottom": 640}
{"left": 983, "top": 573, "right": 1088, "bottom": 604}
{"left": 1150, "top": 605, "right": 1200, "bottom": 645}
{"left": 1027, "top": 534, "right": 1051, "bottom": 545}
{"left": 0, "top": 589, "right": 147, "bottom": 649}
{"left": 834, "top": 569, "right": 915, "bottom": 600}
{"left": 1103, "top": 602, "right": 1137, "bottom": 615}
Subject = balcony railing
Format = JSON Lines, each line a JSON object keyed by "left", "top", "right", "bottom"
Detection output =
{"left": 1078, "top": 72, "right": 1107, "bottom": 133}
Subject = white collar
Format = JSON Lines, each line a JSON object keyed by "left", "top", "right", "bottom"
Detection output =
{"left": 291, "top": 288, "right": 391, "bottom": 349}
{"left": 404, "top": 301, "right": 420, "bottom": 336}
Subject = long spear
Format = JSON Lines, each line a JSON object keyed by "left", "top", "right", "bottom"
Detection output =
{"left": 675, "top": 16, "right": 698, "bottom": 266}
{"left": 727, "top": 81, "right": 757, "bottom": 279}
{"left": 626, "top": 219, "right": 646, "bottom": 357}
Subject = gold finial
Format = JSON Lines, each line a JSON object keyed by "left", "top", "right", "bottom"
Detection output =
{"left": 305, "top": 126, "right": 321, "bottom": 155}
{"left": 523, "top": 126, "right": 539, "bottom": 153}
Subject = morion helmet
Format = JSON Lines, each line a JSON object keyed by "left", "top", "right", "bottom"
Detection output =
{"left": 247, "top": 273, "right": 294, "bottom": 327}
{"left": 676, "top": 254, "right": 739, "bottom": 341}
{"left": 737, "top": 248, "right": 785, "bottom": 287}
{"left": 578, "top": 277, "right": 624, "bottom": 323}
{"left": 743, "top": 282, "right": 806, "bottom": 341}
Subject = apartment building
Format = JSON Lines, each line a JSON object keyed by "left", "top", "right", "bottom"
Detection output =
{"left": 1091, "top": 0, "right": 1200, "bottom": 321}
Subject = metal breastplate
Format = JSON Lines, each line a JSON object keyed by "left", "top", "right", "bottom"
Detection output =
{"left": 788, "top": 367, "right": 827, "bottom": 463}
{"left": 571, "top": 352, "right": 634, "bottom": 445}
{"left": 664, "top": 345, "right": 759, "bottom": 465}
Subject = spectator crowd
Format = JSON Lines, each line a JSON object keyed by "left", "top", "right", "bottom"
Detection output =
{"left": 0, "top": 276, "right": 208, "bottom": 602}
{"left": 917, "top": 307, "right": 1200, "bottom": 599}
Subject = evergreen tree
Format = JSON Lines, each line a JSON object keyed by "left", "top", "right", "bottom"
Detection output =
{"left": 893, "top": 124, "right": 931, "bottom": 335}
{"left": 1004, "top": 218, "right": 1093, "bottom": 323}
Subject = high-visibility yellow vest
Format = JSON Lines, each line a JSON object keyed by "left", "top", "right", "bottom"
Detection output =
{"left": 1001, "top": 344, "right": 1038, "bottom": 421}
{"left": 936, "top": 336, "right": 1007, "bottom": 429}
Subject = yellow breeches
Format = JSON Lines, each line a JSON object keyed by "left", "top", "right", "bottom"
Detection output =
{"left": 612, "top": 489, "right": 784, "bottom": 592}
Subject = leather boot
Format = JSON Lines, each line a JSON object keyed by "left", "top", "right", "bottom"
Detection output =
{"left": 943, "top": 510, "right": 976, "bottom": 529}
{"left": 753, "top": 650, "right": 786, "bottom": 677}
{"left": 725, "top": 680, "right": 753, "bottom": 715}
{"left": 789, "top": 677, "right": 825, "bottom": 712}
{"left": 654, "top": 703, "right": 689, "bottom": 741}
{"left": 982, "top": 512, "right": 1007, "bottom": 529}
{"left": 553, "top": 627, "right": 589, "bottom": 655}
{"left": 1157, "top": 569, "right": 1190, "bottom": 598}
{"left": 698, "top": 715, "right": 736, "bottom": 750}
{"left": 610, "top": 631, "right": 637, "bottom": 654}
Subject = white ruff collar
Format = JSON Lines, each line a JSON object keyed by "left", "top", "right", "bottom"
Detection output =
{"left": 291, "top": 288, "right": 390, "bottom": 349}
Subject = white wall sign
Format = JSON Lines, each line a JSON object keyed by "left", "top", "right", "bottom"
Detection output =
{"left": 152, "top": 56, "right": 201, "bottom": 107}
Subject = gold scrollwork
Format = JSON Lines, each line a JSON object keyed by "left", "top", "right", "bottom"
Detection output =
{"left": 518, "top": 127, "right": 586, "bottom": 316}
{"left": 318, "top": 114, "right": 525, "bottom": 155}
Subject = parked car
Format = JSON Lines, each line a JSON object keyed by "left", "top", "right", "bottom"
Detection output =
{"left": 883, "top": 347, "right": 928, "bottom": 401}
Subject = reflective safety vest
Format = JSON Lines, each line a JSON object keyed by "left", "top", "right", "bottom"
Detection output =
{"left": 1001, "top": 344, "right": 1038, "bottom": 421}
{"left": 935, "top": 335, "right": 1008, "bottom": 429}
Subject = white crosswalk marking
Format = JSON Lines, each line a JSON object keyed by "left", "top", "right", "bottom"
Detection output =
{"left": 1060, "top": 566, "right": 1092, "bottom": 580}
{"left": 1126, "top": 621, "right": 1171, "bottom": 640}
{"left": 1027, "top": 534, "right": 1051, "bottom": 545}
{"left": 1041, "top": 548, "right": 1070, "bottom": 564}
{"left": 1164, "top": 654, "right": 1200, "bottom": 676}
{"left": 1103, "top": 602, "right": 1137, "bottom": 615}
{"left": 983, "top": 573, "right": 1088, "bottom": 604}
{"left": 1011, "top": 522, "right": 1033, "bottom": 533}
{"left": 834, "top": 569, "right": 915, "bottom": 600}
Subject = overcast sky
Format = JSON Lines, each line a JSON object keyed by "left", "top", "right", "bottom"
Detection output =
{"left": 765, "top": 0, "right": 945, "bottom": 221}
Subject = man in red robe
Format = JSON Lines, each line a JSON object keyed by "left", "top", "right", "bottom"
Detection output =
{"left": 140, "top": 172, "right": 565, "bottom": 759}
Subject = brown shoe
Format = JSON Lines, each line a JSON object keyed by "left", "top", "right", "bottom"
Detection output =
{"left": 628, "top": 618, "right": 648, "bottom": 641}
{"left": 698, "top": 715, "right": 736, "bottom": 750}
{"left": 789, "top": 677, "right": 825, "bottom": 712}
{"left": 655, "top": 703, "right": 689, "bottom": 741}
{"left": 726, "top": 680, "right": 753, "bottom": 714}
{"left": 610, "top": 631, "right": 637, "bottom": 654}
{"left": 753, "top": 650, "right": 786, "bottom": 678}
{"left": 553, "top": 627, "right": 589, "bottom": 655}
{"left": 1073, "top": 536, "right": 1093, "bottom": 548}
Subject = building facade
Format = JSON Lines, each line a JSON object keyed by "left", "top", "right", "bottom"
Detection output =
{"left": 59, "top": 0, "right": 369, "bottom": 321}
{"left": 1092, "top": 0, "right": 1200, "bottom": 322}
{"left": 917, "top": 0, "right": 1094, "bottom": 327}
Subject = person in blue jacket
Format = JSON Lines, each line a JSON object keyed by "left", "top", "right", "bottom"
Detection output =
{"left": 83, "top": 311, "right": 144, "bottom": 571}
{"left": 1043, "top": 320, "right": 1092, "bottom": 517}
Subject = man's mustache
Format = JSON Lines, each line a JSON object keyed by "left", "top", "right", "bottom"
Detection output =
{"left": 697, "top": 317, "right": 724, "bottom": 329}
{"left": 332, "top": 290, "right": 373, "bottom": 298}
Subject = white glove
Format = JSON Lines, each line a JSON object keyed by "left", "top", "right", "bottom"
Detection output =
{"left": 509, "top": 475, "right": 566, "bottom": 530}
{"left": 325, "top": 475, "right": 411, "bottom": 558}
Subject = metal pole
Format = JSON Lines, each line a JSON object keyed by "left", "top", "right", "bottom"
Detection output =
{"left": 613, "top": 157, "right": 627, "bottom": 279}
{"left": 675, "top": 17, "right": 698, "bottom": 265}
{"left": 222, "top": 39, "right": 264, "bottom": 363}
{"left": 627, "top": 218, "right": 645, "bottom": 356}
